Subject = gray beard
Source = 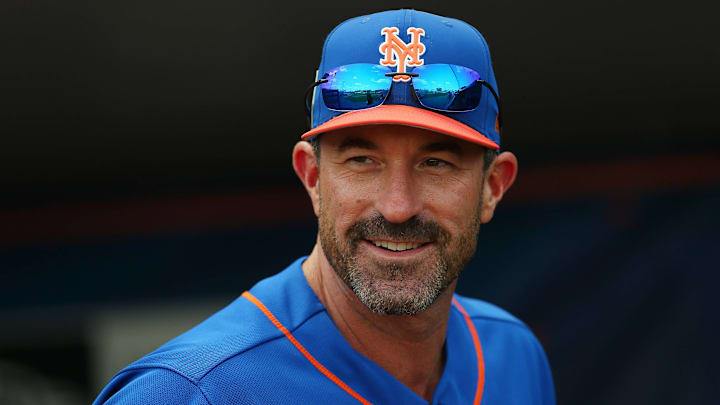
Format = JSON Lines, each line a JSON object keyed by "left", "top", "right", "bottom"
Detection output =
{"left": 319, "top": 212, "right": 480, "bottom": 315}
{"left": 341, "top": 254, "right": 449, "bottom": 315}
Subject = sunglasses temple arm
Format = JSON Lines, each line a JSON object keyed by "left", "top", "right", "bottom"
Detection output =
{"left": 478, "top": 80, "right": 503, "bottom": 134}
{"left": 304, "top": 79, "right": 328, "bottom": 123}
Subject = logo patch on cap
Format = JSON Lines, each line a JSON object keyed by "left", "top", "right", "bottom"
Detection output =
{"left": 379, "top": 27, "right": 425, "bottom": 82}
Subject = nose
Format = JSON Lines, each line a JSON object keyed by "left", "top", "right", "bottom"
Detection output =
{"left": 374, "top": 163, "right": 423, "bottom": 224}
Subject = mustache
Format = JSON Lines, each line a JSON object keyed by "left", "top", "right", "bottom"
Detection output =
{"left": 346, "top": 214, "right": 447, "bottom": 243}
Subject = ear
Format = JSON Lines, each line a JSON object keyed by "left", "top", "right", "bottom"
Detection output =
{"left": 292, "top": 141, "right": 321, "bottom": 217}
{"left": 480, "top": 151, "right": 518, "bottom": 223}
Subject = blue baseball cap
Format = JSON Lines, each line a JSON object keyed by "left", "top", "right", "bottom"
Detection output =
{"left": 302, "top": 9, "right": 501, "bottom": 150}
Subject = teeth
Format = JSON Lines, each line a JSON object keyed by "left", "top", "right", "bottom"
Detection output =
{"left": 372, "top": 241, "right": 423, "bottom": 251}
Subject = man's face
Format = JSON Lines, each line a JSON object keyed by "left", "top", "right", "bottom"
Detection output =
{"left": 315, "top": 125, "right": 488, "bottom": 315}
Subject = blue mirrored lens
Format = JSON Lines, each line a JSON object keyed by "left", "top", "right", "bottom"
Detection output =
{"left": 412, "top": 64, "right": 482, "bottom": 111}
{"left": 321, "top": 64, "right": 393, "bottom": 110}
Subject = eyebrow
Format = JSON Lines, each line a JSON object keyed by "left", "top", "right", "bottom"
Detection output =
{"left": 335, "top": 137, "right": 379, "bottom": 153}
{"left": 421, "top": 141, "right": 464, "bottom": 157}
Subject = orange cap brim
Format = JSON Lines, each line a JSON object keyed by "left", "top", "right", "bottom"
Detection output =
{"left": 301, "top": 105, "right": 499, "bottom": 150}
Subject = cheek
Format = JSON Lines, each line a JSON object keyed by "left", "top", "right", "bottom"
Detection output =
{"left": 320, "top": 174, "right": 375, "bottom": 231}
{"left": 420, "top": 178, "right": 483, "bottom": 232}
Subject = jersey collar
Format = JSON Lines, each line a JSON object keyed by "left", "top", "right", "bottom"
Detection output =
{"left": 248, "top": 257, "right": 482, "bottom": 404}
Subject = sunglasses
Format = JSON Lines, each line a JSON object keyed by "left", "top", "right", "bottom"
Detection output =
{"left": 304, "top": 63, "right": 502, "bottom": 129}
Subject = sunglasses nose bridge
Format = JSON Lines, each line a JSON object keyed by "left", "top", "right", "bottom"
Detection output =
{"left": 385, "top": 78, "right": 425, "bottom": 109}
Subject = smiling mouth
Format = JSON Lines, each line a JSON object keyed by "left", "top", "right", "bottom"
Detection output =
{"left": 369, "top": 240, "right": 427, "bottom": 252}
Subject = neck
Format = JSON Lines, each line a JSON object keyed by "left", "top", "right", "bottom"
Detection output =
{"left": 302, "top": 243, "right": 455, "bottom": 402}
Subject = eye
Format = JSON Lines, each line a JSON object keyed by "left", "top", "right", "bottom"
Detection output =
{"left": 422, "top": 158, "right": 449, "bottom": 168}
{"left": 348, "top": 156, "right": 374, "bottom": 165}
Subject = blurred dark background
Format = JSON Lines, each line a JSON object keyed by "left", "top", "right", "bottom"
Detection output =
{"left": 1, "top": 0, "right": 719, "bottom": 404}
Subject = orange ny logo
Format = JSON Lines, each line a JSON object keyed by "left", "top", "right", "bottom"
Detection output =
{"left": 379, "top": 27, "right": 426, "bottom": 82}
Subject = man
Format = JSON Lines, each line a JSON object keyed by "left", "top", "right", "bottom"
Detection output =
{"left": 95, "top": 9, "right": 555, "bottom": 404}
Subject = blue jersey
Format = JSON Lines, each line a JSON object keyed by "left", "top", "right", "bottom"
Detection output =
{"left": 94, "top": 257, "right": 555, "bottom": 404}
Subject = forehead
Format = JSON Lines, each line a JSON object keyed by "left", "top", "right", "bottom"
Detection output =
{"left": 318, "top": 125, "right": 485, "bottom": 156}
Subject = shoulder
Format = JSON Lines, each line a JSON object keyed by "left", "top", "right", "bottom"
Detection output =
{"left": 452, "top": 294, "right": 543, "bottom": 353}
{"left": 93, "top": 367, "right": 211, "bottom": 405}
{"left": 124, "top": 295, "right": 282, "bottom": 377}
{"left": 453, "top": 294, "right": 556, "bottom": 404}
{"left": 95, "top": 257, "right": 321, "bottom": 404}
{"left": 451, "top": 294, "right": 552, "bottom": 368}
{"left": 94, "top": 297, "right": 282, "bottom": 404}
{"left": 452, "top": 294, "right": 528, "bottom": 329}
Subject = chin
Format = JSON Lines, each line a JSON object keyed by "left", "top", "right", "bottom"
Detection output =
{"left": 343, "top": 258, "right": 454, "bottom": 316}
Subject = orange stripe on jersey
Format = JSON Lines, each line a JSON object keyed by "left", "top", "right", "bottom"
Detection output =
{"left": 452, "top": 297, "right": 486, "bottom": 405}
{"left": 241, "top": 291, "right": 373, "bottom": 405}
